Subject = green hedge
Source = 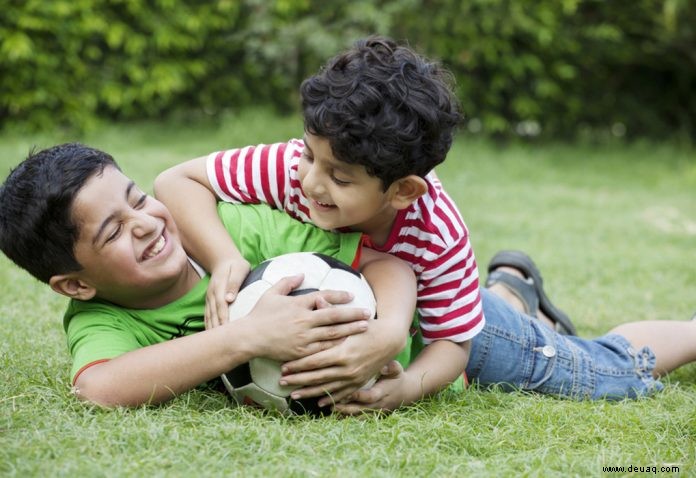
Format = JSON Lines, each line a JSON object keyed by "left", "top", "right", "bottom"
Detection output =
{"left": 0, "top": 0, "right": 398, "bottom": 132}
{"left": 393, "top": 0, "right": 696, "bottom": 140}
{"left": 1, "top": 0, "right": 695, "bottom": 140}
{"left": 0, "top": 0, "right": 246, "bottom": 130}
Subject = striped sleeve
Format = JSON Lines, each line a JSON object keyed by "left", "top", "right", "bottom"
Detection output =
{"left": 205, "top": 139, "right": 306, "bottom": 213}
{"left": 395, "top": 180, "right": 485, "bottom": 344}
{"left": 416, "top": 235, "right": 484, "bottom": 343}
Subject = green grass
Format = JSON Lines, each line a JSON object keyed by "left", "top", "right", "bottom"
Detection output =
{"left": 1, "top": 110, "right": 695, "bottom": 476}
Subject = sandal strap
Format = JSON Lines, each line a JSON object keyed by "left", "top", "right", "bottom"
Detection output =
{"left": 487, "top": 250, "right": 577, "bottom": 336}
{"left": 485, "top": 270, "right": 539, "bottom": 318}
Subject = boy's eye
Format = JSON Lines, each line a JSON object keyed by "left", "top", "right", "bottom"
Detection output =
{"left": 331, "top": 175, "right": 350, "bottom": 186}
{"left": 134, "top": 193, "right": 147, "bottom": 209}
{"left": 301, "top": 152, "right": 314, "bottom": 163}
{"left": 106, "top": 224, "right": 123, "bottom": 243}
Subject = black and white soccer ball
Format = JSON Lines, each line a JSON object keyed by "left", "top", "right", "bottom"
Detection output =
{"left": 221, "top": 252, "right": 377, "bottom": 416}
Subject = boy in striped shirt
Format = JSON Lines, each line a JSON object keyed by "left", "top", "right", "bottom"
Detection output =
{"left": 156, "top": 36, "right": 483, "bottom": 411}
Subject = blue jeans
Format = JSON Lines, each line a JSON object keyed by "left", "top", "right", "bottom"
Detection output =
{"left": 465, "top": 289, "right": 663, "bottom": 399}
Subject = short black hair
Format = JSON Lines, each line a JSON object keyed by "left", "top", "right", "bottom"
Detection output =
{"left": 0, "top": 143, "right": 118, "bottom": 283}
{"left": 301, "top": 35, "right": 462, "bottom": 190}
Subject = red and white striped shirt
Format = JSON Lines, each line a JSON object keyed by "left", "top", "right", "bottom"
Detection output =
{"left": 206, "top": 139, "right": 485, "bottom": 343}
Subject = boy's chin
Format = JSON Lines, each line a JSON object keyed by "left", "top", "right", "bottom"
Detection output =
{"left": 311, "top": 216, "right": 341, "bottom": 231}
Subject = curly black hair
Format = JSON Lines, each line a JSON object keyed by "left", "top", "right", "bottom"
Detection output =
{"left": 0, "top": 143, "right": 117, "bottom": 283}
{"left": 301, "top": 35, "right": 462, "bottom": 190}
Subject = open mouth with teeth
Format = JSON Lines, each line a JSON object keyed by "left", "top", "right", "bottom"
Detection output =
{"left": 312, "top": 199, "right": 337, "bottom": 209}
{"left": 142, "top": 233, "right": 166, "bottom": 260}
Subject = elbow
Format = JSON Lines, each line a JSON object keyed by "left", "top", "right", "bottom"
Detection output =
{"left": 72, "top": 366, "right": 155, "bottom": 408}
{"left": 458, "top": 340, "right": 472, "bottom": 368}
{"left": 400, "top": 263, "right": 418, "bottom": 295}
{"left": 154, "top": 157, "right": 207, "bottom": 201}
{"left": 393, "top": 334, "right": 409, "bottom": 359}
{"left": 153, "top": 167, "right": 177, "bottom": 201}
{"left": 72, "top": 374, "right": 122, "bottom": 408}
{"left": 383, "top": 324, "right": 409, "bottom": 358}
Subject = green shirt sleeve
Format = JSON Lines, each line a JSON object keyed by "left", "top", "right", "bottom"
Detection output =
{"left": 64, "top": 301, "right": 142, "bottom": 383}
{"left": 64, "top": 280, "right": 209, "bottom": 384}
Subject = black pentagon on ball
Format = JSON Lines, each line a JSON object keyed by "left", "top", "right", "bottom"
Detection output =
{"left": 238, "top": 259, "right": 272, "bottom": 289}
{"left": 224, "top": 361, "right": 252, "bottom": 389}
{"left": 289, "top": 396, "right": 330, "bottom": 417}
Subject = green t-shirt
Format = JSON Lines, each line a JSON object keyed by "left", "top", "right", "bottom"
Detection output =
{"left": 64, "top": 203, "right": 363, "bottom": 383}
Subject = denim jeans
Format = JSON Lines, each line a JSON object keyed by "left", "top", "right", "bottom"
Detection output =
{"left": 465, "top": 289, "right": 663, "bottom": 399}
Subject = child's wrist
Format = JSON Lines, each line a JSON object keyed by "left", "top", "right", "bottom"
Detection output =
{"left": 404, "top": 365, "right": 450, "bottom": 405}
{"left": 397, "top": 369, "right": 426, "bottom": 405}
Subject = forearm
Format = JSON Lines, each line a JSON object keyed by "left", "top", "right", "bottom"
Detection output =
{"left": 74, "top": 324, "right": 253, "bottom": 407}
{"left": 154, "top": 159, "right": 245, "bottom": 271}
{"left": 359, "top": 249, "right": 415, "bottom": 357}
{"left": 400, "top": 340, "right": 470, "bottom": 405}
{"left": 74, "top": 279, "right": 370, "bottom": 408}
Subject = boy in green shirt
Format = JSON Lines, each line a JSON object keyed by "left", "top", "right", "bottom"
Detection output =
{"left": 0, "top": 143, "right": 416, "bottom": 407}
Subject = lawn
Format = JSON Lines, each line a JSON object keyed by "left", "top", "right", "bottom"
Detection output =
{"left": 1, "top": 110, "right": 694, "bottom": 477}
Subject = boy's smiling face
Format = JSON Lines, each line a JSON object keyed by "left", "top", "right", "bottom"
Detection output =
{"left": 64, "top": 165, "right": 196, "bottom": 308}
{"left": 298, "top": 132, "right": 403, "bottom": 244}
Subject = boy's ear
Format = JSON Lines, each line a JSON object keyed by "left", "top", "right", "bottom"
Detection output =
{"left": 49, "top": 274, "right": 97, "bottom": 301}
{"left": 388, "top": 175, "right": 428, "bottom": 210}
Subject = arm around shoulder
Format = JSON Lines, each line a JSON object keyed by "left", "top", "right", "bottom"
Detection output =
{"left": 155, "top": 157, "right": 251, "bottom": 326}
{"left": 154, "top": 156, "right": 242, "bottom": 272}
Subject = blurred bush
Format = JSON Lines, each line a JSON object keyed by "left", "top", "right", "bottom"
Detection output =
{"left": 394, "top": 0, "right": 696, "bottom": 140}
{"left": 0, "top": 0, "right": 398, "bottom": 132}
{"left": 1, "top": 0, "right": 694, "bottom": 140}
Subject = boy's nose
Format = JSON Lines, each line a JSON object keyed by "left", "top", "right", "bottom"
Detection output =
{"left": 303, "top": 167, "right": 325, "bottom": 195}
{"left": 131, "top": 211, "right": 159, "bottom": 237}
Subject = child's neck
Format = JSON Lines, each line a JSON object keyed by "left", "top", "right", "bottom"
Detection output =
{"left": 108, "top": 261, "right": 202, "bottom": 310}
{"left": 152, "top": 261, "right": 202, "bottom": 308}
{"left": 354, "top": 208, "right": 399, "bottom": 248}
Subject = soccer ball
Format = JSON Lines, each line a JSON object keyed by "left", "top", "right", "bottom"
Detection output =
{"left": 221, "top": 252, "right": 377, "bottom": 416}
